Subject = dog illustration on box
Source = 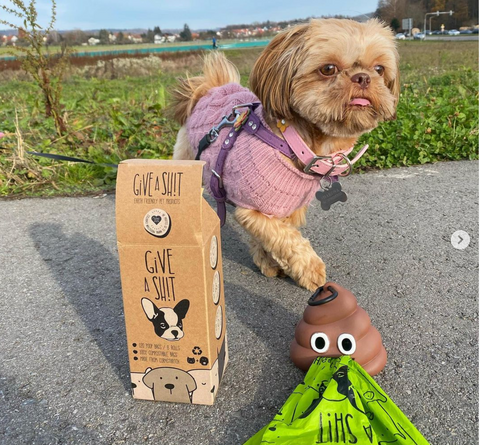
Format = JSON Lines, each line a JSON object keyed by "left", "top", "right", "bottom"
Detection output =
{"left": 141, "top": 298, "right": 190, "bottom": 341}
{"left": 131, "top": 372, "right": 154, "bottom": 400}
{"left": 143, "top": 367, "right": 197, "bottom": 403}
{"left": 189, "top": 359, "right": 219, "bottom": 404}
{"left": 189, "top": 337, "right": 228, "bottom": 404}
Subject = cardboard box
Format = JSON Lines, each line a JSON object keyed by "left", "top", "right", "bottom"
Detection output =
{"left": 116, "top": 159, "right": 228, "bottom": 405}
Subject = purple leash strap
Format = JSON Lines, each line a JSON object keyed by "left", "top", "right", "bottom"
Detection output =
{"left": 210, "top": 124, "right": 244, "bottom": 226}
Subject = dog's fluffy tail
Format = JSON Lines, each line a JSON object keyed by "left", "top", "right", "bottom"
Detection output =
{"left": 171, "top": 51, "right": 240, "bottom": 125}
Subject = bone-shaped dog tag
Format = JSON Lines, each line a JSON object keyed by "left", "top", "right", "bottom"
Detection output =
{"left": 316, "top": 181, "right": 347, "bottom": 210}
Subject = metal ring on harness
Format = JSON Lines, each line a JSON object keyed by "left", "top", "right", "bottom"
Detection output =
{"left": 337, "top": 153, "right": 353, "bottom": 177}
{"left": 208, "top": 128, "right": 220, "bottom": 143}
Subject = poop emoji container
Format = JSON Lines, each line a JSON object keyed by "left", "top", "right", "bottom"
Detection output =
{"left": 290, "top": 282, "right": 387, "bottom": 376}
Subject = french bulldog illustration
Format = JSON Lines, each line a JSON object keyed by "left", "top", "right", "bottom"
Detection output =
{"left": 141, "top": 298, "right": 190, "bottom": 341}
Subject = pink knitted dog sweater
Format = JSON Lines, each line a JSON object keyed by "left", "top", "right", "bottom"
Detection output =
{"left": 186, "top": 83, "right": 322, "bottom": 218}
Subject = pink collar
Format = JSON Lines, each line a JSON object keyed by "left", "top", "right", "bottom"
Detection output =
{"left": 278, "top": 120, "right": 369, "bottom": 177}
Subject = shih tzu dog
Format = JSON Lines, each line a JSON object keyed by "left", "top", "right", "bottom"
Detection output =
{"left": 171, "top": 18, "right": 399, "bottom": 291}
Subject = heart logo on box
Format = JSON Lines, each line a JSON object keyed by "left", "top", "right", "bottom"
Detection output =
{"left": 144, "top": 208, "right": 171, "bottom": 238}
{"left": 151, "top": 215, "right": 162, "bottom": 225}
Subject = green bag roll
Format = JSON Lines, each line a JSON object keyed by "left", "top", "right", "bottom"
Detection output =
{"left": 245, "top": 356, "right": 429, "bottom": 444}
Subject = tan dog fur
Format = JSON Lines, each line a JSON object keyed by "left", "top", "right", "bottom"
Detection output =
{"left": 171, "top": 19, "right": 399, "bottom": 291}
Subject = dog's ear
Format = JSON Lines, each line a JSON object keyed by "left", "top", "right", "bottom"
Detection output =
{"left": 249, "top": 23, "right": 309, "bottom": 120}
{"left": 185, "top": 372, "right": 197, "bottom": 394}
{"left": 383, "top": 22, "right": 400, "bottom": 119}
{"left": 142, "top": 368, "right": 155, "bottom": 389}
{"left": 387, "top": 53, "right": 400, "bottom": 104}
{"left": 174, "top": 299, "right": 190, "bottom": 320}
{"left": 388, "top": 65, "right": 401, "bottom": 107}
{"left": 141, "top": 298, "right": 157, "bottom": 321}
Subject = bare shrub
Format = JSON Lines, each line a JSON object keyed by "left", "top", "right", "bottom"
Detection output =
{"left": 0, "top": 0, "right": 71, "bottom": 135}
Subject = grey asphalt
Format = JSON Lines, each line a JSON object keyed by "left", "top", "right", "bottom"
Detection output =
{"left": 0, "top": 160, "right": 478, "bottom": 445}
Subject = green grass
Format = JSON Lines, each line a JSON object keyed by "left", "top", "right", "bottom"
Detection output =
{"left": 356, "top": 41, "right": 479, "bottom": 168}
{"left": 0, "top": 41, "right": 478, "bottom": 197}
{"left": 0, "top": 75, "right": 177, "bottom": 195}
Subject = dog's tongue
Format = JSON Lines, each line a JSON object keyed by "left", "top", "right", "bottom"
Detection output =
{"left": 349, "top": 98, "right": 371, "bottom": 106}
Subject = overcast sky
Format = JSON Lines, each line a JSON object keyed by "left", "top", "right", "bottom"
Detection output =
{"left": 7, "top": 0, "right": 379, "bottom": 31}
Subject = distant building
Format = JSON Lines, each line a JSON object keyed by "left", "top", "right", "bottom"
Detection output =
{"left": 127, "top": 34, "right": 143, "bottom": 43}
{"left": 158, "top": 33, "right": 177, "bottom": 43}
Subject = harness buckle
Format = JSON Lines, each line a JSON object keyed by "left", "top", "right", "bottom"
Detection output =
{"left": 303, "top": 154, "right": 353, "bottom": 177}
{"left": 303, "top": 156, "right": 334, "bottom": 176}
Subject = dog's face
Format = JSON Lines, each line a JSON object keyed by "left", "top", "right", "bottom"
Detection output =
{"left": 141, "top": 298, "right": 190, "bottom": 341}
{"left": 189, "top": 359, "right": 219, "bottom": 404}
{"left": 250, "top": 19, "right": 399, "bottom": 139}
{"left": 143, "top": 367, "right": 196, "bottom": 403}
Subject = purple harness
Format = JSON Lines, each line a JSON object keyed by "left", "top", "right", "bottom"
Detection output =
{"left": 198, "top": 103, "right": 297, "bottom": 226}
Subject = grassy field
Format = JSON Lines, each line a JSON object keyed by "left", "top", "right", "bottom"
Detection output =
{"left": 0, "top": 40, "right": 478, "bottom": 197}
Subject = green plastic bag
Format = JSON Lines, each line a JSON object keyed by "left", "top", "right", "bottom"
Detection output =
{"left": 245, "top": 356, "right": 429, "bottom": 444}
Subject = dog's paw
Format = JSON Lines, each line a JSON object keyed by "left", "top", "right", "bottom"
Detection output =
{"left": 296, "top": 257, "right": 326, "bottom": 292}
{"left": 256, "top": 257, "right": 283, "bottom": 278}
{"left": 262, "top": 265, "right": 283, "bottom": 278}
{"left": 251, "top": 242, "right": 283, "bottom": 277}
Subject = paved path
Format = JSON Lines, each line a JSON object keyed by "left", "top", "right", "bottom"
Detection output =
{"left": 425, "top": 35, "right": 478, "bottom": 41}
{"left": 0, "top": 161, "right": 478, "bottom": 445}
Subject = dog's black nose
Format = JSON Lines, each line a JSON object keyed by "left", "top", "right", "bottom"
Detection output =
{"left": 351, "top": 72, "right": 371, "bottom": 89}
{"left": 171, "top": 330, "right": 178, "bottom": 338}
{"left": 165, "top": 384, "right": 175, "bottom": 390}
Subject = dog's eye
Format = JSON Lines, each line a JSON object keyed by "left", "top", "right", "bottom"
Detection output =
{"left": 178, "top": 321, "right": 183, "bottom": 329}
{"left": 160, "top": 323, "right": 167, "bottom": 329}
{"left": 374, "top": 65, "right": 385, "bottom": 76}
{"left": 319, "top": 64, "right": 338, "bottom": 77}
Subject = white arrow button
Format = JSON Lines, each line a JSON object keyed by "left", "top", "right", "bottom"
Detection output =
{"left": 451, "top": 230, "right": 471, "bottom": 250}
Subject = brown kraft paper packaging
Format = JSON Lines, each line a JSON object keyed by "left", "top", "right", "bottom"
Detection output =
{"left": 116, "top": 159, "right": 228, "bottom": 405}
